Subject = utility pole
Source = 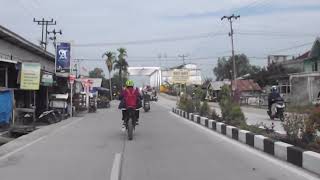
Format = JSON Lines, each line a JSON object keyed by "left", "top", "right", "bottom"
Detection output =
{"left": 178, "top": 54, "right": 188, "bottom": 65}
{"left": 73, "top": 59, "right": 83, "bottom": 78}
{"left": 48, "top": 29, "right": 62, "bottom": 50}
{"left": 33, "top": 18, "right": 57, "bottom": 51}
{"left": 221, "top": 14, "right": 240, "bottom": 90}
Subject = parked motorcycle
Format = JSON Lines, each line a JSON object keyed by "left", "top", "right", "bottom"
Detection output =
{"left": 38, "top": 110, "right": 58, "bottom": 124}
{"left": 267, "top": 97, "right": 285, "bottom": 121}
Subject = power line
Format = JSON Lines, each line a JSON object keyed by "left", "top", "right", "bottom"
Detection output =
{"left": 72, "top": 32, "right": 225, "bottom": 47}
{"left": 236, "top": 32, "right": 317, "bottom": 37}
{"left": 268, "top": 42, "right": 313, "bottom": 54}
{"left": 47, "top": 29, "right": 62, "bottom": 50}
{"left": 33, "top": 18, "right": 57, "bottom": 51}
{"left": 178, "top": 54, "right": 188, "bottom": 64}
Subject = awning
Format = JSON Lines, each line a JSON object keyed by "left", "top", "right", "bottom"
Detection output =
{"left": 0, "top": 58, "right": 17, "bottom": 64}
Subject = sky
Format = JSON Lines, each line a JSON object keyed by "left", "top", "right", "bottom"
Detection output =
{"left": 1, "top": 0, "right": 320, "bottom": 85}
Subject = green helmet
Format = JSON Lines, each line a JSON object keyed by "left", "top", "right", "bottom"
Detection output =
{"left": 125, "top": 80, "right": 134, "bottom": 87}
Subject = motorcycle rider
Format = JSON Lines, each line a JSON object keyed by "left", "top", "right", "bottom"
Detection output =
{"left": 119, "top": 80, "right": 142, "bottom": 124}
{"left": 268, "top": 85, "right": 281, "bottom": 115}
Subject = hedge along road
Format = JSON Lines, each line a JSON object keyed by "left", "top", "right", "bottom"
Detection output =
{"left": 159, "top": 93, "right": 285, "bottom": 134}
{"left": 0, "top": 99, "right": 317, "bottom": 180}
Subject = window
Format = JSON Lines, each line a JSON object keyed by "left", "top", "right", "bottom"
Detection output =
{"left": 312, "top": 61, "right": 318, "bottom": 72}
{"left": 0, "top": 67, "right": 7, "bottom": 87}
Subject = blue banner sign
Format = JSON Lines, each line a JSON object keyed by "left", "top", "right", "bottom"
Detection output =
{"left": 55, "top": 42, "right": 71, "bottom": 73}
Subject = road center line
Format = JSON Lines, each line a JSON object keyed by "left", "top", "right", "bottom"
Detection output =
{"left": 110, "top": 153, "right": 122, "bottom": 180}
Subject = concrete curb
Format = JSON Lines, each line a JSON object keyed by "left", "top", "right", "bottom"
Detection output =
{"left": 172, "top": 108, "right": 320, "bottom": 176}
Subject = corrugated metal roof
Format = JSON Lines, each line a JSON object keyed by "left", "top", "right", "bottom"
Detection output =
{"left": 210, "top": 81, "right": 231, "bottom": 91}
{"left": 0, "top": 25, "right": 55, "bottom": 62}
{"left": 232, "top": 80, "right": 261, "bottom": 91}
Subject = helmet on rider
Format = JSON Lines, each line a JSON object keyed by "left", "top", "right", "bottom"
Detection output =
{"left": 271, "top": 85, "right": 277, "bottom": 92}
{"left": 125, "top": 80, "right": 134, "bottom": 87}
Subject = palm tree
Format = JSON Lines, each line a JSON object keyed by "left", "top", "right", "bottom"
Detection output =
{"left": 102, "top": 51, "right": 116, "bottom": 100}
{"left": 114, "top": 48, "right": 129, "bottom": 88}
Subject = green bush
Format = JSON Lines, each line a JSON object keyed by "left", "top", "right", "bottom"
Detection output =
{"left": 239, "top": 123, "right": 265, "bottom": 135}
{"left": 302, "top": 107, "right": 320, "bottom": 143}
{"left": 177, "top": 95, "right": 194, "bottom": 113}
{"left": 219, "top": 85, "right": 246, "bottom": 126}
{"left": 229, "top": 105, "right": 246, "bottom": 126}
{"left": 194, "top": 99, "right": 201, "bottom": 113}
{"left": 211, "top": 109, "right": 221, "bottom": 121}
{"left": 200, "top": 101, "right": 210, "bottom": 117}
{"left": 282, "top": 113, "right": 304, "bottom": 143}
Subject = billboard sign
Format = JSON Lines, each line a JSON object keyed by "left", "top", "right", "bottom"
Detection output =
{"left": 55, "top": 42, "right": 71, "bottom": 73}
{"left": 172, "top": 69, "right": 189, "bottom": 84}
{"left": 69, "top": 74, "right": 76, "bottom": 84}
{"left": 41, "top": 73, "right": 53, "bottom": 86}
{"left": 20, "top": 63, "right": 41, "bottom": 90}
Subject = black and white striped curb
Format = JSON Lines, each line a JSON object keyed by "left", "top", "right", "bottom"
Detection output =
{"left": 172, "top": 108, "right": 320, "bottom": 176}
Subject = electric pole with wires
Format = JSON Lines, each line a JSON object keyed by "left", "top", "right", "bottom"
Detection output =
{"left": 47, "top": 29, "right": 62, "bottom": 50}
{"left": 33, "top": 18, "right": 57, "bottom": 51}
{"left": 221, "top": 14, "right": 240, "bottom": 91}
{"left": 178, "top": 54, "right": 188, "bottom": 65}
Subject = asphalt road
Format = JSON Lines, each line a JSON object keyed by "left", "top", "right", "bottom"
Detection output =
{"left": 0, "top": 98, "right": 318, "bottom": 180}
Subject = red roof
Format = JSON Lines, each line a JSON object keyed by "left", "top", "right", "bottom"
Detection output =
{"left": 296, "top": 51, "right": 310, "bottom": 60}
{"left": 232, "top": 80, "right": 262, "bottom": 92}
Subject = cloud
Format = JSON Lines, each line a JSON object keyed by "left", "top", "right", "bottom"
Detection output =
{"left": 1, "top": 0, "right": 320, "bottom": 79}
{"left": 167, "top": 1, "right": 320, "bottom": 19}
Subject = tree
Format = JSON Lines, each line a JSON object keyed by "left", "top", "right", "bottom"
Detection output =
{"left": 103, "top": 51, "right": 116, "bottom": 100}
{"left": 249, "top": 63, "right": 299, "bottom": 87}
{"left": 89, "top": 68, "right": 104, "bottom": 78}
{"left": 213, "top": 54, "right": 256, "bottom": 81}
{"left": 114, "top": 48, "right": 129, "bottom": 87}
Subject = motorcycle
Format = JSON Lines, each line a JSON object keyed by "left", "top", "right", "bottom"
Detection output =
{"left": 88, "top": 93, "right": 97, "bottom": 113}
{"left": 38, "top": 110, "right": 59, "bottom": 124}
{"left": 151, "top": 95, "right": 158, "bottom": 101}
{"left": 267, "top": 97, "right": 285, "bottom": 121}
{"left": 143, "top": 93, "right": 151, "bottom": 112}
{"left": 124, "top": 108, "right": 137, "bottom": 140}
{"left": 143, "top": 100, "right": 150, "bottom": 112}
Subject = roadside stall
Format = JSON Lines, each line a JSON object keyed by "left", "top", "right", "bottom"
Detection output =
{"left": 11, "top": 62, "right": 41, "bottom": 136}
{"left": 0, "top": 88, "right": 14, "bottom": 128}
{"left": 94, "top": 87, "right": 110, "bottom": 108}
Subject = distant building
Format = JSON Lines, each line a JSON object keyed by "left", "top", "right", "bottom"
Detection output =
{"left": 268, "top": 55, "right": 291, "bottom": 65}
{"left": 205, "top": 80, "right": 231, "bottom": 101}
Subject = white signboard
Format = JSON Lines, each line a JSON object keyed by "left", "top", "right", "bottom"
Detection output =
{"left": 172, "top": 69, "right": 189, "bottom": 84}
{"left": 87, "top": 78, "right": 102, "bottom": 88}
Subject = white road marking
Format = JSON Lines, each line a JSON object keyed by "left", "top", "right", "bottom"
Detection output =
{"left": 170, "top": 112, "right": 320, "bottom": 180}
{"left": 0, "top": 117, "right": 84, "bottom": 161}
{"left": 0, "top": 131, "right": 8, "bottom": 136}
{"left": 110, "top": 153, "right": 122, "bottom": 180}
{"left": 0, "top": 135, "right": 47, "bottom": 161}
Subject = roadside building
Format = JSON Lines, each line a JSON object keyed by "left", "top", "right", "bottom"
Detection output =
{"left": 205, "top": 80, "right": 231, "bottom": 102}
{"left": 232, "top": 79, "right": 262, "bottom": 105}
{"left": 0, "top": 25, "right": 55, "bottom": 126}
{"left": 288, "top": 38, "right": 320, "bottom": 105}
{"left": 268, "top": 55, "right": 292, "bottom": 65}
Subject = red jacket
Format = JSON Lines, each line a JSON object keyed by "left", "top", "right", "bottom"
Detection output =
{"left": 119, "top": 87, "right": 142, "bottom": 109}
